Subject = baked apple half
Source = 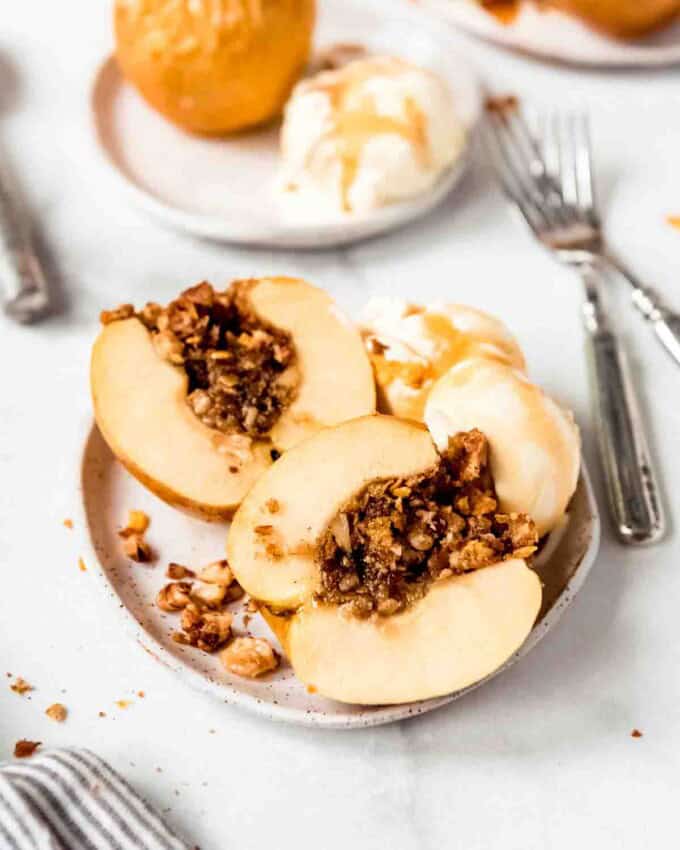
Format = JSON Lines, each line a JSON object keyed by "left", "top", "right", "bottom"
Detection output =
{"left": 91, "top": 277, "right": 375, "bottom": 519}
{"left": 227, "top": 416, "right": 542, "bottom": 705}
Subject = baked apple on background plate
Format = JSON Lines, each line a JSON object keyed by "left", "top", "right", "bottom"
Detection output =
{"left": 419, "top": 0, "right": 680, "bottom": 66}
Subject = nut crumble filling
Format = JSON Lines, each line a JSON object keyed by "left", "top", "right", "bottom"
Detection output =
{"left": 315, "top": 429, "right": 538, "bottom": 618}
{"left": 104, "top": 280, "right": 300, "bottom": 439}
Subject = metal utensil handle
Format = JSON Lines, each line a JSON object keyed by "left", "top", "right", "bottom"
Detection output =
{"left": 0, "top": 160, "right": 50, "bottom": 323}
{"left": 603, "top": 255, "right": 680, "bottom": 369}
{"left": 583, "top": 288, "right": 665, "bottom": 545}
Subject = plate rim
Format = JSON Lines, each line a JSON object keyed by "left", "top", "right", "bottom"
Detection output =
{"left": 88, "top": 3, "right": 483, "bottom": 249}
{"left": 419, "top": 0, "right": 680, "bottom": 68}
{"left": 76, "top": 416, "right": 601, "bottom": 730}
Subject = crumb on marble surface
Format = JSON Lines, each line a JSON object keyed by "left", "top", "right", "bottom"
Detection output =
{"left": 14, "top": 740, "right": 41, "bottom": 758}
{"left": 10, "top": 677, "right": 33, "bottom": 695}
{"left": 46, "top": 703, "right": 67, "bottom": 722}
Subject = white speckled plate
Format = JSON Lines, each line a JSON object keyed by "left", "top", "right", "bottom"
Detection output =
{"left": 78, "top": 420, "right": 600, "bottom": 729}
{"left": 90, "top": 0, "right": 482, "bottom": 249}
{"left": 419, "top": 0, "right": 680, "bottom": 67}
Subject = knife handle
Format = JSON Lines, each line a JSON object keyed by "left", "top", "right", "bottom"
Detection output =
{"left": 0, "top": 158, "right": 50, "bottom": 323}
{"left": 582, "top": 279, "right": 665, "bottom": 545}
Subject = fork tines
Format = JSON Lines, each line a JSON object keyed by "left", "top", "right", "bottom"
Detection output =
{"left": 483, "top": 98, "right": 599, "bottom": 241}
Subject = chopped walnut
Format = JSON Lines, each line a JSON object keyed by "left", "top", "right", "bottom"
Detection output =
{"left": 191, "top": 582, "right": 227, "bottom": 609}
{"left": 14, "top": 740, "right": 41, "bottom": 758}
{"left": 126, "top": 510, "right": 149, "bottom": 534}
{"left": 197, "top": 560, "right": 233, "bottom": 586}
{"left": 221, "top": 637, "right": 279, "bottom": 678}
{"left": 100, "top": 304, "right": 134, "bottom": 325}
{"left": 266, "top": 498, "right": 280, "bottom": 514}
{"left": 177, "top": 603, "right": 232, "bottom": 652}
{"left": 166, "top": 563, "right": 195, "bottom": 579}
{"left": 45, "top": 703, "right": 67, "bottom": 722}
{"left": 10, "top": 678, "right": 33, "bottom": 695}
{"left": 156, "top": 582, "right": 193, "bottom": 612}
{"left": 119, "top": 530, "right": 152, "bottom": 563}
{"left": 223, "top": 581, "right": 245, "bottom": 603}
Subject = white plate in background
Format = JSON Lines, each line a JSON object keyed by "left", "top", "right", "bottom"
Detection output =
{"left": 78, "top": 421, "right": 600, "bottom": 730}
{"left": 419, "top": 0, "right": 680, "bottom": 67}
{"left": 91, "top": 0, "right": 482, "bottom": 249}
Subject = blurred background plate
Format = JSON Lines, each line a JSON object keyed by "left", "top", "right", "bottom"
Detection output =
{"left": 78, "top": 421, "right": 600, "bottom": 729}
{"left": 91, "top": 0, "right": 482, "bottom": 249}
{"left": 419, "top": 0, "right": 680, "bottom": 66}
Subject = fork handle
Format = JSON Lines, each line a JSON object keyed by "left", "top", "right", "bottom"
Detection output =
{"left": 582, "top": 275, "right": 665, "bottom": 545}
{"left": 601, "top": 256, "right": 680, "bottom": 368}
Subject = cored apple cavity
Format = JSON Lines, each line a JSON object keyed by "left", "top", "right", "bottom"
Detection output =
{"left": 92, "top": 277, "right": 376, "bottom": 518}
{"left": 111, "top": 280, "right": 301, "bottom": 440}
{"left": 315, "top": 429, "right": 538, "bottom": 618}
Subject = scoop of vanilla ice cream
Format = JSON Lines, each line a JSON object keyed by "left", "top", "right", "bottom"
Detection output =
{"left": 425, "top": 357, "right": 580, "bottom": 537}
{"left": 360, "top": 297, "right": 526, "bottom": 421}
{"left": 279, "top": 56, "right": 467, "bottom": 214}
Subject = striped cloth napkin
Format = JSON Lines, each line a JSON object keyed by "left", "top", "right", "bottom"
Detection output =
{"left": 0, "top": 748, "right": 192, "bottom": 850}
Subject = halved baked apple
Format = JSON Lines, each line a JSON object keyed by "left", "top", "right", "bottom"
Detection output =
{"left": 91, "top": 277, "right": 375, "bottom": 519}
{"left": 227, "top": 416, "right": 542, "bottom": 705}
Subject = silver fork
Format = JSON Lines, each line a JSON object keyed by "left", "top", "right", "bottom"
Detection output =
{"left": 484, "top": 103, "right": 665, "bottom": 545}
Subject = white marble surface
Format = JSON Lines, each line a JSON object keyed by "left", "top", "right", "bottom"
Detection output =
{"left": 1, "top": 2, "right": 680, "bottom": 848}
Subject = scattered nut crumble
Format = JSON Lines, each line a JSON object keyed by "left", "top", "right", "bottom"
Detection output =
{"left": 14, "top": 740, "right": 41, "bottom": 759}
{"left": 78, "top": 558, "right": 88, "bottom": 573}
{"left": 668, "top": 216, "right": 680, "bottom": 230}
{"left": 315, "top": 430, "right": 538, "bottom": 618}
{"left": 119, "top": 511, "right": 153, "bottom": 562}
{"left": 45, "top": 703, "right": 67, "bottom": 722}
{"left": 197, "top": 559, "right": 233, "bottom": 586}
{"left": 126, "top": 510, "right": 150, "bottom": 533}
{"left": 119, "top": 530, "right": 152, "bottom": 563}
{"left": 137, "top": 691, "right": 145, "bottom": 698}
{"left": 10, "top": 678, "right": 33, "bottom": 695}
{"left": 115, "top": 700, "right": 132, "bottom": 709}
{"left": 175, "top": 604, "right": 232, "bottom": 652}
{"left": 191, "top": 582, "right": 227, "bottom": 609}
{"left": 166, "top": 563, "right": 195, "bottom": 579}
{"left": 266, "top": 498, "right": 280, "bottom": 514}
{"left": 98, "top": 711, "right": 107, "bottom": 718}
{"left": 157, "top": 582, "right": 193, "bottom": 612}
{"left": 63, "top": 518, "right": 73, "bottom": 529}
{"left": 631, "top": 729, "right": 643, "bottom": 739}
{"left": 224, "top": 582, "right": 244, "bottom": 602}
{"left": 221, "top": 637, "right": 279, "bottom": 678}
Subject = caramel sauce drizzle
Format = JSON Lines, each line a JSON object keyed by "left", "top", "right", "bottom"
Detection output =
{"left": 311, "top": 60, "right": 431, "bottom": 212}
